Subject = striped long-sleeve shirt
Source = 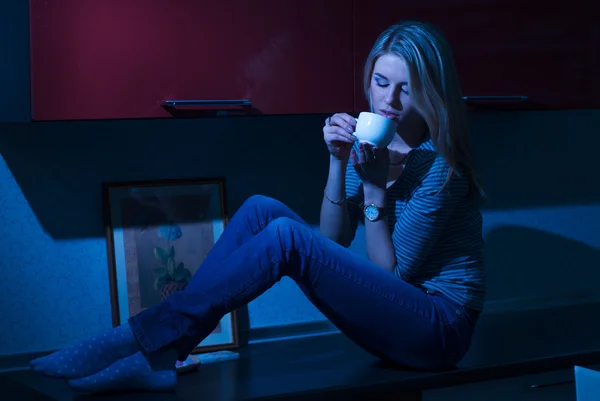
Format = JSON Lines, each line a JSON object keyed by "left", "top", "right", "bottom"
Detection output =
{"left": 345, "top": 139, "right": 486, "bottom": 311}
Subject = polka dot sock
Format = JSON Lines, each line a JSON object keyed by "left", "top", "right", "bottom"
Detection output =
{"left": 68, "top": 351, "right": 177, "bottom": 393}
{"left": 29, "top": 323, "right": 140, "bottom": 379}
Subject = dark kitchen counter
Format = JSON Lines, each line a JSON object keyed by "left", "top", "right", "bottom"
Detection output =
{"left": 2, "top": 302, "right": 600, "bottom": 401}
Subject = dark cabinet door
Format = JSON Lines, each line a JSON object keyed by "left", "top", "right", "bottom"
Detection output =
{"left": 29, "top": 0, "right": 354, "bottom": 121}
{"left": 354, "top": 0, "right": 599, "bottom": 111}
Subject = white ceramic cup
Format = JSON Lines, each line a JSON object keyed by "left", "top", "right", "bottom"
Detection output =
{"left": 353, "top": 112, "right": 398, "bottom": 148}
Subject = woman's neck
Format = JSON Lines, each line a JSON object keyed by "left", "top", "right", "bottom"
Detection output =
{"left": 388, "top": 135, "right": 415, "bottom": 154}
{"left": 386, "top": 138, "right": 410, "bottom": 166}
{"left": 387, "top": 131, "right": 428, "bottom": 165}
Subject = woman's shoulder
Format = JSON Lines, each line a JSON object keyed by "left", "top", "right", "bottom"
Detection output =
{"left": 409, "top": 140, "right": 468, "bottom": 192}
{"left": 409, "top": 140, "right": 448, "bottom": 178}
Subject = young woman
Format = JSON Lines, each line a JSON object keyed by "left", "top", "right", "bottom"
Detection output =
{"left": 30, "top": 20, "right": 485, "bottom": 393}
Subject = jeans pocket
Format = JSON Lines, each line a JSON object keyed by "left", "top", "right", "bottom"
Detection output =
{"left": 444, "top": 305, "right": 466, "bottom": 326}
{"left": 430, "top": 293, "right": 465, "bottom": 326}
{"left": 430, "top": 295, "right": 478, "bottom": 366}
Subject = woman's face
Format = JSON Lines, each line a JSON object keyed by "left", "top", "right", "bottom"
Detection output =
{"left": 369, "top": 54, "right": 427, "bottom": 147}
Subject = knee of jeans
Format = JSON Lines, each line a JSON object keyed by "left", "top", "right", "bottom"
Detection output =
{"left": 268, "top": 217, "right": 302, "bottom": 242}
{"left": 242, "top": 194, "right": 278, "bottom": 211}
{"left": 270, "top": 216, "right": 295, "bottom": 228}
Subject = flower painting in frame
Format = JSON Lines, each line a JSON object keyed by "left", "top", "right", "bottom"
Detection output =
{"left": 103, "top": 177, "right": 238, "bottom": 355}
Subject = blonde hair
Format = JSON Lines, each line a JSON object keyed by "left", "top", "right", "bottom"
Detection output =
{"left": 364, "top": 20, "right": 484, "bottom": 198}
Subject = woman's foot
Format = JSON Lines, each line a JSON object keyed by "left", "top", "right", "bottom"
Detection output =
{"left": 69, "top": 351, "right": 177, "bottom": 393}
{"left": 29, "top": 323, "right": 140, "bottom": 379}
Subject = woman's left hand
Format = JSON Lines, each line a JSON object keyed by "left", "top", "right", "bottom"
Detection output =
{"left": 350, "top": 142, "right": 389, "bottom": 191}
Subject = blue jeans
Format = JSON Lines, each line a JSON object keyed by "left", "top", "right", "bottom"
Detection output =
{"left": 129, "top": 195, "right": 479, "bottom": 370}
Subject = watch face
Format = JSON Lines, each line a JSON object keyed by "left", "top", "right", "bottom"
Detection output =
{"left": 364, "top": 204, "right": 380, "bottom": 221}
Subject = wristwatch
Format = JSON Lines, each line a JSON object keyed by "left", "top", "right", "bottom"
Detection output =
{"left": 363, "top": 203, "right": 386, "bottom": 222}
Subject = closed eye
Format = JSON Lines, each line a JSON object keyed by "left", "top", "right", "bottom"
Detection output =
{"left": 376, "top": 81, "right": 409, "bottom": 95}
{"left": 374, "top": 78, "right": 389, "bottom": 88}
{"left": 374, "top": 77, "right": 409, "bottom": 94}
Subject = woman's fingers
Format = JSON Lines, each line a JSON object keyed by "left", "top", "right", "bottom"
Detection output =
{"left": 328, "top": 113, "right": 356, "bottom": 133}
{"left": 324, "top": 131, "right": 356, "bottom": 144}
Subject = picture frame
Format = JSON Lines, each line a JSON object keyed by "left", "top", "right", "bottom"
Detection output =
{"left": 102, "top": 177, "right": 238, "bottom": 354}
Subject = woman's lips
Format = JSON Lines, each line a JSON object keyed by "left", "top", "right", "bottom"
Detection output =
{"left": 379, "top": 109, "right": 399, "bottom": 119}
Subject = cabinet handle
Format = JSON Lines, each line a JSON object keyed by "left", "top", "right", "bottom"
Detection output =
{"left": 160, "top": 99, "right": 252, "bottom": 107}
{"left": 529, "top": 379, "right": 574, "bottom": 389}
{"left": 462, "top": 96, "right": 528, "bottom": 102}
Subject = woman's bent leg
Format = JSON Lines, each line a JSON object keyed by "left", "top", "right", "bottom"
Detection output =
{"left": 129, "top": 195, "right": 311, "bottom": 358}
{"left": 133, "top": 215, "right": 467, "bottom": 370}
{"left": 33, "top": 195, "right": 475, "bottom": 393}
{"left": 29, "top": 195, "right": 305, "bottom": 381}
{"left": 191, "top": 195, "right": 310, "bottom": 273}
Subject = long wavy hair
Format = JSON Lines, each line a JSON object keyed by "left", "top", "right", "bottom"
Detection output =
{"left": 364, "top": 20, "right": 484, "bottom": 198}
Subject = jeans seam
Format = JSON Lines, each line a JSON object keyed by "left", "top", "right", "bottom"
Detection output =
{"left": 129, "top": 319, "right": 155, "bottom": 353}
{"left": 291, "top": 247, "right": 435, "bottom": 320}
{"left": 220, "top": 259, "right": 274, "bottom": 311}
{"left": 207, "top": 218, "right": 274, "bottom": 311}
{"left": 218, "top": 242, "right": 435, "bottom": 321}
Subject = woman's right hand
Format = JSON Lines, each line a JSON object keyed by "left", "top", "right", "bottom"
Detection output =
{"left": 323, "top": 113, "right": 358, "bottom": 161}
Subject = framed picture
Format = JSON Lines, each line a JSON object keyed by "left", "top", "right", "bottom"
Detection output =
{"left": 103, "top": 177, "right": 238, "bottom": 354}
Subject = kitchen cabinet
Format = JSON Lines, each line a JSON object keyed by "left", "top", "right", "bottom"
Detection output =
{"left": 353, "top": 0, "right": 600, "bottom": 112}
{"left": 423, "top": 365, "right": 598, "bottom": 401}
{"left": 29, "top": 0, "right": 354, "bottom": 121}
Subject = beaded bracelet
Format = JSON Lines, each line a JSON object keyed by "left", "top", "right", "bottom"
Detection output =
{"left": 324, "top": 188, "right": 346, "bottom": 205}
